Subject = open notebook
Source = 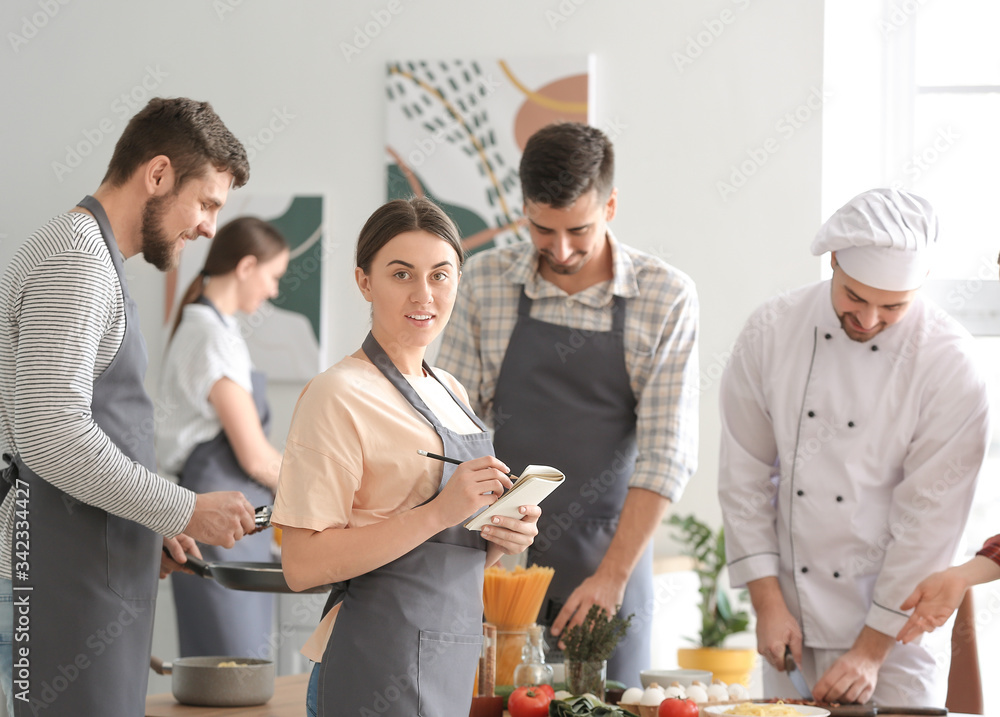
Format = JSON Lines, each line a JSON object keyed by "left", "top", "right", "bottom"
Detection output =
{"left": 464, "top": 465, "right": 565, "bottom": 531}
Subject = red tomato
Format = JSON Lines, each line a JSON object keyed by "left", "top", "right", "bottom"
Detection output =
{"left": 658, "top": 697, "right": 699, "bottom": 717}
{"left": 534, "top": 684, "right": 555, "bottom": 699}
{"left": 508, "top": 685, "right": 553, "bottom": 717}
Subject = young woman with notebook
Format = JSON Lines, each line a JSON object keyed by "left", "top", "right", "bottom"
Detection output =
{"left": 271, "top": 197, "right": 541, "bottom": 716}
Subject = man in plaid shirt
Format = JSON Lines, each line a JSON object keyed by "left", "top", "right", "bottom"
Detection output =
{"left": 437, "top": 122, "right": 699, "bottom": 684}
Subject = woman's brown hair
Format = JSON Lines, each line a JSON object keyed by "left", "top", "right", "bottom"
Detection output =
{"left": 170, "top": 216, "right": 288, "bottom": 339}
{"left": 356, "top": 197, "right": 463, "bottom": 273}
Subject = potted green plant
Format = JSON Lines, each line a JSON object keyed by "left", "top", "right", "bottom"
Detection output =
{"left": 667, "top": 513, "right": 755, "bottom": 685}
{"left": 561, "top": 604, "right": 633, "bottom": 699}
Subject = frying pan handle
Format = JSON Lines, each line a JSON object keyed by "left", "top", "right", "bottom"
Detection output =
{"left": 180, "top": 552, "right": 212, "bottom": 578}
{"left": 160, "top": 546, "right": 213, "bottom": 579}
{"left": 149, "top": 655, "right": 172, "bottom": 675}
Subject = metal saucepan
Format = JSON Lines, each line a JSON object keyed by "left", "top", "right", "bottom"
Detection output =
{"left": 150, "top": 655, "right": 274, "bottom": 707}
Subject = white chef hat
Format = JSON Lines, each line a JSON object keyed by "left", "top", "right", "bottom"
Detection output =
{"left": 810, "top": 188, "right": 938, "bottom": 291}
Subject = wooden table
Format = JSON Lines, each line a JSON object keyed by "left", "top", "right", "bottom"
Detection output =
{"left": 145, "top": 673, "right": 308, "bottom": 717}
{"left": 148, "top": 681, "right": 977, "bottom": 717}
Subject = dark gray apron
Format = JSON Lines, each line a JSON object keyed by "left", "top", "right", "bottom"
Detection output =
{"left": 492, "top": 287, "right": 652, "bottom": 686}
{"left": 316, "top": 333, "right": 490, "bottom": 717}
{"left": 170, "top": 296, "right": 274, "bottom": 658}
{"left": 9, "top": 195, "right": 161, "bottom": 715}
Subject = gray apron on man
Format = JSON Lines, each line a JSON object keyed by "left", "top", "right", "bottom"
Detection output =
{"left": 316, "top": 333, "right": 490, "bottom": 716}
{"left": 492, "top": 288, "right": 652, "bottom": 686}
{"left": 170, "top": 296, "right": 274, "bottom": 658}
{"left": 8, "top": 195, "right": 161, "bottom": 715}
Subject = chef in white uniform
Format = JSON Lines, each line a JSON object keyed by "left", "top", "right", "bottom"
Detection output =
{"left": 719, "top": 188, "right": 990, "bottom": 707}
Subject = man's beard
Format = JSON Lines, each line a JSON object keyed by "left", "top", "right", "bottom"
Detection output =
{"left": 140, "top": 194, "right": 179, "bottom": 271}
{"left": 542, "top": 253, "right": 586, "bottom": 275}
{"left": 837, "top": 312, "right": 884, "bottom": 342}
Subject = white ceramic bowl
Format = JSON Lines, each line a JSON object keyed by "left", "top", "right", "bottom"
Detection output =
{"left": 703, "top": 705, "right": 830, "bottom": 717}
{"left": 639, "top": 668, "right": 713, "bottom": 689}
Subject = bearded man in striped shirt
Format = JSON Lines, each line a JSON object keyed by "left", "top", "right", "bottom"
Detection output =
{"left": 0, "top": 97, "right": 258, "bottom": 716}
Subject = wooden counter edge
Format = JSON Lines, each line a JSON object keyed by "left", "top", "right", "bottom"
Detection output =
{"left": 146, "top": 672, "right": 309, "bottom": 716}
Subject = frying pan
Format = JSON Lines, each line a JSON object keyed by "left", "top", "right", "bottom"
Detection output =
{"left": 175, "top": 551, "right": 331, "bottom": 594}
{"left": 163, "top": 505, "right": 331, "bottom": 594}
{"left": 150, "top": 655, "right": 274, "bottom": 707}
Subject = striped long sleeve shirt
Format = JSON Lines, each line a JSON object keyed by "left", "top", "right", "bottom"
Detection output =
{"left": 0, "top": 211, "right": 196, "bottom": 579}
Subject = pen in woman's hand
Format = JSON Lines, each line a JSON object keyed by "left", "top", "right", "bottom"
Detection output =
{"left": 417, "top": 450, "right": 517, "bottom": 479}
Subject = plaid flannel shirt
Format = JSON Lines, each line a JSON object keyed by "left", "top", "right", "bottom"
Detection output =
{"left": 977, "top": 533, "right": 1000, "bottom": 568}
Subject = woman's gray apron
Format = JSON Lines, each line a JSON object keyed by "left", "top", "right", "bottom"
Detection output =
{"left": 316, "top": 333, "right": 490, "bottom": 717}
{"left": 9, "top": 195, "right": 161, "bottom": 716}
{"left": 491, "top": 288, "right": 652, "bottom": 686}
{"left": 170, "top": 296, "right": 274, "bottom": 658}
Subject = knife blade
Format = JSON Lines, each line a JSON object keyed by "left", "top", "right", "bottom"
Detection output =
{"left": 759, "top": 698, "right": 948, "bottom": 717}
{"left": 784, "top": 645, "right": 813, "bottom": 699}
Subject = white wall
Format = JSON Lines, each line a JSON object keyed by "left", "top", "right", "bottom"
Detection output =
{"left": 0, "top": 0, "right": 825, "bottom": 528}
{"left": 0, "top": 0, "right": 825, "bottom": 685}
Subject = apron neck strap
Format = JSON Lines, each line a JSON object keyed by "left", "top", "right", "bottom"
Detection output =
{"left": 517, "top": 286, "right": 533, "bottom": 318}
{"left": 361, "top": 332, "right": 487, "bottom": 432}
{"left": 610, "top": 294, "right": 627, "bottom": 331}
{"left": 76, "top": 195, "right": 128, "bottom": 290}
{"left": 194, "top": 295, "right": 227, "bottom": 324}
{"left": 361, "top": 332, "right": 441, "bottom": 428}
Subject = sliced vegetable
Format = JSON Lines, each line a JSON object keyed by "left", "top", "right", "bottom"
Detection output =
{"left": 548, "top": 693, "right": 639, "bottom": 716}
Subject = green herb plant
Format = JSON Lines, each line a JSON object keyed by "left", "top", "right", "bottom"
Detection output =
{"left": 668, "top": 513, "right": 750, "bottom": 648}
{"left": 561, "top": 604, "right": 634, "bottom": 662}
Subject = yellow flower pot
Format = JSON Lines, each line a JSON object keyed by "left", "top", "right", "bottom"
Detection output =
{"left": 677, "top": 647, "right": 757, "bottom": 686}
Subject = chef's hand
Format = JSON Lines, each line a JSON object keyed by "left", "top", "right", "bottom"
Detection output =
{"left": 813, "top": 627, "right": 893, "bottom": 704}
{"left": 432, "top": 456, "right": 513, "bottom": 528}
{"left": 184, "top": 491, "right": 256, "bottom": 548}
{"left": 481, "top": 504, "right": 540, "bottom": 556}
{"left": 747, "top": 577, "right": 803, "bottom": 670}
{"left": 160, "top": 534, "right": 202, "bottom": 578}
{"left": 550, "top": 572, "right": 626, "bottom": 648}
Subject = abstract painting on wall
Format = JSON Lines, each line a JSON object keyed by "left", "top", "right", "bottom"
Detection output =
{"left": 385, "top": 56, "right": 595, "bottom": 255}
{"left": 165, "top": 194, "right": 324, "bottom": 382}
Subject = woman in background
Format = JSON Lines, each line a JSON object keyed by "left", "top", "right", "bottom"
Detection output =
{"left": 157, "top": 216, "right": 289, "bottom": 657}
{"left": 272, "top": 198, "right": 541, "bottom": 716}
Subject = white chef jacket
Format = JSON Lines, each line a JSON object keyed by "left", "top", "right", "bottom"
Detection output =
{"left": 719, "top": 280, "right": 990, "bottom": 649}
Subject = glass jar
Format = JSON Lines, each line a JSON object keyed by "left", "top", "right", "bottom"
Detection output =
{"left": 495, "top": 626, "right": 529, "bottom": 686}
{"left": 513, "top": 624, "right": 554, "bottom": 688}
{"left": 563, "top": 657, "right": 607, "bottom": 699}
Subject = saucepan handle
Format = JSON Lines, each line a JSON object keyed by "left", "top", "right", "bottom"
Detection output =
{"left": 149, "top": 655, "right": 172, "bottom": 675}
